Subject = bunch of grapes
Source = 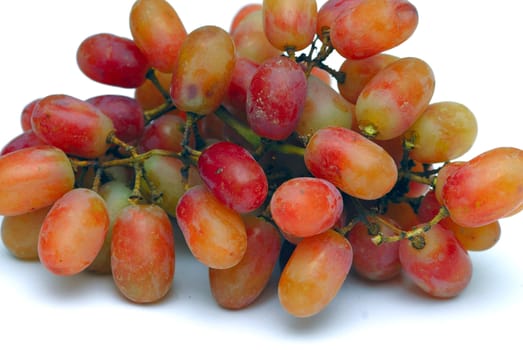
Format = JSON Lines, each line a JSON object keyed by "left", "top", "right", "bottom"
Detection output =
{"left": 1, "top": 0, "right": 522, "bottom": 319}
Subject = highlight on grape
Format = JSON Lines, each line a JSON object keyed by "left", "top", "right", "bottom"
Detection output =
{"left": 1, "top": 0, "right": 522, "bottom": 318}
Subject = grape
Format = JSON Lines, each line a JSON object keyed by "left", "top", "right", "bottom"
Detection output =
{"left": 198, "top": 141, "right": 268, "bottom": 213}
{"left": 0, "top": 130, "right": 47, "bottom": 156}
{"left": 278, "top": 230, "right": 353, "bottom": 318}
{"left": 270, "top": 177, "right": 343, "bottom": 238}
{"left": 231, "top": 9, "right": 282, "bottom": 64}
{"left": 348, "top": 218, "right": 401, "bottom": 281}
{"left": 38, "top": 188, "right": 109, "bottom": 276}
{"left": 304, "top": 126, "right": 398, "bottom": 200}
{"left": 295, "top": 74, "right": 354, "bottom": 138}
{"left": 1, "top": 206, "right": 50, "bottom": 260}
{"left": 330, "top": 0, "right": 418, "bottom": 59}
{"left": 222, "top": 57, "right": 259, "bottom": 123}
{"left": 76, "top": 33, "right": 150, "bottom": 88}
{"left": 86, "top": 95, "right": 145, "bottom": 144}
{"left": 111, "top": 204, "right": 175, "bottom": 303}
{"left": 130, "top": 0, "right": 187, "bottom": 73}
{"left": 355, "top": 57, "right": 435, "bottom": 140}
{"left": 138, "top": 113, "right": 186, "bottom": 153}
{"left": 246, "top": 56, "right": 307, "bottom": 140}
{"left": 442, "top": 147, "right": 523, "bottom": 227}
{"left": 316, "top": 0, "right": 363, "bottom": 36}
{"left": 176, "top": 185, "right": 247, "bottom": 269}
{"left": 0, "top": 146, "right": 75, "bottom": 216}
{"left": 142, "top": 155, "right": 186, "bottom": 217}
{"left": 262, "top": 0, "right": 317, "bottom": 52}
{"left": 337, "top": 53, "right": 398, "bottom": 104}
{"left": 406, "top": 102, "right": 478, "bottom": 163}
{"left": 88, "top": 181, "right": 133, "bottom": 274}
{"left": 434, "top": 161, "right": 464, "bottom": 204}
{"left": 20, "top": 98, "right": 41, "bottom": 131}
{"left": 230, "top": 3, "right": 263, "bottom": 34}
{"left": 31, "top": 94, "right": 115, "bottom": 159}
{"left": 209, "top": 216, "right": 281, "bottom": 309}
{"left": 399, "top": 224, "right": 473, "bottom": 298}
{"left": 170, "top": 25, "right": 236, "bottom": 116}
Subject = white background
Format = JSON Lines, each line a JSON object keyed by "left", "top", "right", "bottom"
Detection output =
{"left": 1, "top": 1, "right": 522, "bottom": 349}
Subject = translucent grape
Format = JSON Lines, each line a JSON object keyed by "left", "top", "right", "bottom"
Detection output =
{"left": 1, "top": 206, "right": 50, "bottom": 260}
{"left": 130, "top": 0, "right": 187, "bottom": 73}
{"left": 76, "top": 33, "right": 150, "bottom": 88}
{"left": 304, "top": 126, "right": 398, "bottom": 200}
{"left": 406, "top": 102, "right": 478, "bottom": 163}
{"left": 170, "top": 25, "right": 236, "bottom": 115}
{"left": 337, "top": 53, "right": 398, "bottom": 104}
{"left": 38, "top": 188, "right": 109, "bottom": 276}
{"left": 0, "top": 130, "right": 47, "bottom": 156}
{"left": 209, "top": 216, "right": 281, "bottom": 309}
{"left": 278, "top": 230, "right": 353, "bottom": 317}
{"left": 231, "top": 10, "right": 282, "bottom": 64}
{"left": 246, "top": 56, "right": 307, "bottom": 140}
{"left": 262, "top": 0, "right": 317, "bottom": 51}
{"left": 355, "top": 57, "right": 435, "bottom": 140}
{"left": 0, "top": 146, "right": 74, "bottom": 216}
{"left": 31, "top": 94, "right": 115, "bottom": 159}
{"left": 270, "top": 177, "right": 343, "bottom": 238}
{"left": 86, "top": 95, "right": 144, "bottom": 144}
{"left": 295, "top": 74, "right": 354, "bottom": 138}
{"left": 399, "top": 224, "right": 473, "bottom": 298}
{"left": 348, "top": 218, "right": 401, "bottom": 281}
{"left": 88, "top": 181, "right": 133, "bottom": 274}
{"left": 442, "top": 147, "right": 523, "bottom": 227}
{"left": 138, "top": 113, "right": 186, "bottom": 153}
{"left": 111, "top": 204, "right": 175, "bottom": 303}
{"left": 176, "top": 185, "right": 247, "bottom": 269}
{"left": 198, "top": 141, "right": 268, "bottom": 213}
{"left": 142, "top": 155, "right": 185, "bottom": 217}
{"left": 230, "top": 3, "right": 263, "bottom": 34}
{"left": 330, "top": 0, "right": 418, "bottom": 59}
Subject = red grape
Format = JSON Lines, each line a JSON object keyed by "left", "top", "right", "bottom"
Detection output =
{"left": 246, "top": 56, "right": 307, "bottom": 140}
{"left": 38, "top": 188, "right": 109, "bottom": 276}
{"left": 77, "top": 33, "right": 150, "bottom": 88}
{"left": 198, "top": 141, "right": 268, "bottom": 213}
{"left": 111, "top": 204, "right": 175, "bottom": 303}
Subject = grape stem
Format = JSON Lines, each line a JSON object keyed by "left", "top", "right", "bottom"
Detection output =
{"left": 371, "top": 206, "right": 449, "bottom": 246}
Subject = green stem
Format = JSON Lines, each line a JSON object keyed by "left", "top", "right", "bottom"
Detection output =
{"left": 215, "top": 106, "right": 262, "bottom": 149}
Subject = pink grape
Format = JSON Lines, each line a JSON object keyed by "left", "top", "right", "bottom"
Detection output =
{"left": 38, "top": 188, "right": 110, "bottom": 276}
{"left": 0, "top": 130, "right": 47, "bottom": 156}
{"left": 399, "top": 224, "right": 473, "bottom": 298}
{"left": 270, "top": 177, "right": 343, "bottom": 238}
{"left": 176, "top": 185, "right": 247, "bottom": 269}
{"left": 130, "top": 0, "right": 187, "bottom": 73}
{"left": 278, "top": 230, "right": 353, "bottom": 317}
{"left": 330, "top": 0, "right": 418, "bottom": 59}
{"left": 170, "top": 25, "right": 236, "bottom": 115}
{"left": 355, "top": 57, "right": 435, "bottom": 140}
{"left": 0, "top": 146, "right": 75, "bottom": 216}
{"left": 76, "top": 33, "right": 150, "bottom": 88}
{"left": 111, "top": 204, "right": 175, "bottom": 303}
{"left": 304, "top": 126, "right": 398, "bottom": 200}
{"left": 442, "top": 147, "right": 523, "bottom": 227}
{"left": 209, "top": 216, "right": 281, "bottom": 309}
{"left": 198, "top": 141, "right": 268, "bottom": 213}
{"left": 246, "top": 56, "right": 307, "bottom": 140}
{"left": 262, "top": 0, "right": 317, "bottom": 51}
{"left": 31, "top": 94, "right": 115, "bottom": 158}
{"left": 348, "top": 218, "right": 401, "bottom": 281}
{"left": 86, "top": 95, "right": 145, "bottom": 143}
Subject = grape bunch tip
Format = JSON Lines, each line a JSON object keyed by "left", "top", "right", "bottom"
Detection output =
{"left": 1, "top": 0, "right": 522, "bottom": 319}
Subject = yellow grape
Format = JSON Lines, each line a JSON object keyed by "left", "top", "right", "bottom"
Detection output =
{"left": 170, "top": 25, "right": 236, "bottom": 115}
{"left": 278, "top": 229, "right": 353, "bottom": 318}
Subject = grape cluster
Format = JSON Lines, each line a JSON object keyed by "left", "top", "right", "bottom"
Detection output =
{"left": 1, "top": 0, "right": 522, "bottom": 318}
